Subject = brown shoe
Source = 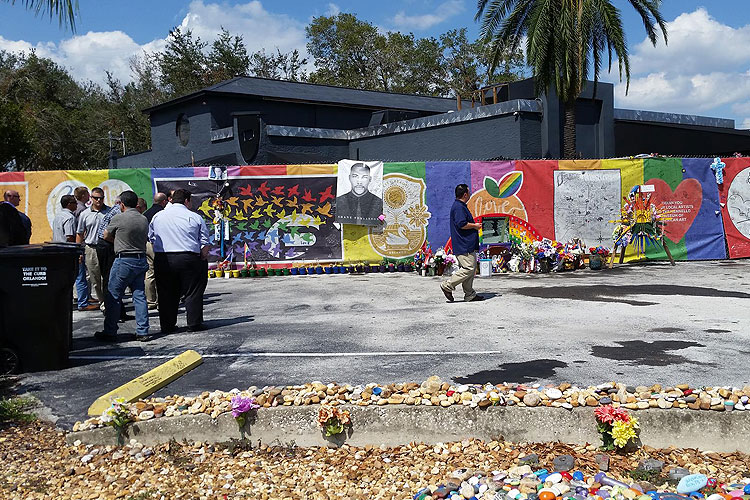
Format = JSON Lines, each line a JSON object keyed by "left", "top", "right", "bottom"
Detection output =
{"left": 441, "top": 287, "right": 454, "bottom": 302}
{"left": 78, "top": 304, "right": 100, "bottom": 311}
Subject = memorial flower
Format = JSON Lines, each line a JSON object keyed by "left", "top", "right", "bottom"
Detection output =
{"left": 595, "top": 404, "right": 638, "bottom": 450}
{"left": 231, "top": 395, "right": 260, "bottom": 429}
{"left": 100, "top": 397, "right": 134, "bottom": 445}
{"left": 317, "top": 405, "right": 352, "bottom": 437}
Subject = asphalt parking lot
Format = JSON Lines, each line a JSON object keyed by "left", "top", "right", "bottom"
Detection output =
{"left": 16, "top": 260, "right": 750, "bottom": 428}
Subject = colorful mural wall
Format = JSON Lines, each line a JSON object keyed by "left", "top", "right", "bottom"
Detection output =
{"left": 2, "top": 157, "right": 746, "bottom": 262}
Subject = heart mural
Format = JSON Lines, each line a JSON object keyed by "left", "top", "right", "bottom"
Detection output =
{"left": 646, "top": 178, "right": 702, "bottom": 243}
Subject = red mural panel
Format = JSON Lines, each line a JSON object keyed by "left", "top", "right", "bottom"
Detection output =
{"left": 718, "top": 158, "right": 750, "bottom": 258}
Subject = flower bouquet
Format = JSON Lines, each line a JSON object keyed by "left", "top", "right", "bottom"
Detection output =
{"left": 317, "top": 405, "right": 351, "bottom": 437}
{"left": 594, "top": 405, "right": 639, "bottom": 451}
{"left": 231, "top": 395, "right": 260, "bottom": 429}
{"left": 99, "top": 397, "right": 134, "bottom": 445}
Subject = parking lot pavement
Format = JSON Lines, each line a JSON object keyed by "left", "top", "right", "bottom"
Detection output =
{"left": 17, "top": 260, "right": 750, "bottom": 428}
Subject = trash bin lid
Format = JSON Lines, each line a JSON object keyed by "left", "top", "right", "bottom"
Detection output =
{"left": 0, "top": 243, "right": 84, "bottom": 257}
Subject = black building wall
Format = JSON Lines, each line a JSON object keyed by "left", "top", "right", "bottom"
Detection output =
{"left": 614, "top": 121, "right": 750, "bottom": 157}
{"left": 349, "top": 113, "right": 542, "bottom": 161}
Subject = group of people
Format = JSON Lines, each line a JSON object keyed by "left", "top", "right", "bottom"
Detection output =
{"left": 51, "top": 187, "right": 210, "bottom": 342}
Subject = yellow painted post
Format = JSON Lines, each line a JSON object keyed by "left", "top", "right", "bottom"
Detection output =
{"left": 87, "top": 350, "right": 203, "bottom": 416}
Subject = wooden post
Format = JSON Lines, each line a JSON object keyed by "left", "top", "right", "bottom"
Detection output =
{"left": 661, "top": 238, "right": 676, "bottom": 266}
{"left": 456, "top": 94, "right": 462, "bottom": 111}
{"left": 481, "top": 90, "right": 486, "bottom": 106}
{"left": 618, "top": 246, "right": 626, "bottom": 264}
{"left": 492, "top": 86, "right": 498, "bottom": 105}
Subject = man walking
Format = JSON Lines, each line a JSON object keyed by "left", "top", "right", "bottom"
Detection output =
{"left": 95, "top": 191, "right": 150, "bottom": 342}
{"left": 149, "top": 189, "right": 210, "bottom": 334}
{"left": 76, "top": 187, "right": 108, "bottom": 303}
{"left": 143, "top": 193, "right": 168, "bottom": 310}
{"left": 440, "top": 184, "right": 484, "bottom": 303}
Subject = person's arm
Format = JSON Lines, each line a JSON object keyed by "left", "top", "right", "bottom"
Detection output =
{"left": 75, "top": 215, "right": 86, "bottom": 244}
{"left": 461, "top": 222, "right": 481, "bottom": 230}
{"left": 102, "top": 217, "right": 117, "bottom": 243}
{"left": 64, "top": 217, "right": 76, "bottom": 243}
{"left": 198, "top": 217, "right": 210, "bottom": 260}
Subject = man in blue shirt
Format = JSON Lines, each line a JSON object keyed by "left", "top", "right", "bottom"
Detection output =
{"left": 440, "top": 184, "right": 484, "bottom": 303}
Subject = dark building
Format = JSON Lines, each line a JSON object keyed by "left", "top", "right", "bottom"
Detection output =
{"left": 116, "top": 76, "right": 750, "bottom": 168}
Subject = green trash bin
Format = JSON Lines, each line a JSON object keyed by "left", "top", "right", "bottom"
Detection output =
{"left": 0, "top": 243, "right": 83, "bottom": 373}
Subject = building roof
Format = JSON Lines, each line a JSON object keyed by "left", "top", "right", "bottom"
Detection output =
{"left": 143, "top": 76, "right": 464, "bottom": 114}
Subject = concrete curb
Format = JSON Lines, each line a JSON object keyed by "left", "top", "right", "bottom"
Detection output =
{"left": 66, "top": 406, "right": 750, "bottom": 451}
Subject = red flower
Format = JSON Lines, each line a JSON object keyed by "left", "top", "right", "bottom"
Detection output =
{"left": 594, "top": 405, "right": 616, "bottom": 424}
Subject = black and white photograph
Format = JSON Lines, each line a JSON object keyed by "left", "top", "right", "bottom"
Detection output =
{"left": 335, "top": 160, "right": 384, "bottom": 226}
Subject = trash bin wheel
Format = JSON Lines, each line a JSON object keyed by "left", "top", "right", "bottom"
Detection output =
{"left": 0, "top": 347, "right": 20, "bottom": 375}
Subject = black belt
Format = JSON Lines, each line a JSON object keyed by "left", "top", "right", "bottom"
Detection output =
{"left": 117, "top": 252, "right": 146, "bottom": 258}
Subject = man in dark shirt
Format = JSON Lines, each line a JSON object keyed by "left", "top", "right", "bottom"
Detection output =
{"left": 95, "top": 190, "right": 151, "bottom": 342}
{"left": 440, "top": 184, "right": 483, "bottom": 303}
{"left": 143, "top": 193, "right": 168, "bottom": 309}
{"left": 335, "top": 163, "right": 383, "bottom": 226}
{"left": 143, "top": 193, "right": 168, "bottom": 222}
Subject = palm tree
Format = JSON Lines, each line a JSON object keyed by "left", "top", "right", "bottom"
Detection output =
{"left": 3, "top": 0, "right": 78, "bottom": 31}
{"left": 476, "top": 0, "right": 667, "bottom": 158}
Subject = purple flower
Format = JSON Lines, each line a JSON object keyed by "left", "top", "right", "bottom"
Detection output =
{"left": 231, "top": 395, "right": 260, "bottom": 418}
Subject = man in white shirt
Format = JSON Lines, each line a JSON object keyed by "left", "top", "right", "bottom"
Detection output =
{"left": 76, "top": 187, "right": 108, "bottom": 303}
{"left": 149, "top": 189, "right": 210, "bottom": 334}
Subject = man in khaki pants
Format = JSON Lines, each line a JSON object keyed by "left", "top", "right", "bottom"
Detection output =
{"left": 76, "top": 187, "right": 108, "bottom": 304}
{"left": 440, "top": 184, "right": 484, "bottom": 303}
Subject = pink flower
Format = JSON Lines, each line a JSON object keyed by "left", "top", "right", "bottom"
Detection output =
{"left": 612, "top": 407, "right": 630, "bottom": 422}
{"left": 231, "top": 395, "right": 259, "bottom": 418}
{"left": 594, "top": 405, "right": 616, "bottom": 424}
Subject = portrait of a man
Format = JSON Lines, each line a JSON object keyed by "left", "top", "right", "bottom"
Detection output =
{"left": 335, "top": 160, "right": 384, "bottom": 226}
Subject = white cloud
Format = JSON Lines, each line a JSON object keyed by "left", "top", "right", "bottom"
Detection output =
{"left": 0, "top": 1, "right": 307, "bottom": 85}
{"left": 178, "top": 0, "right": 306, "bottom": 55}
{"left": 740, "top": 118, "right": 750, "bottom": 130}
{"left": 325, "top": 3, "right": 341, "bottom": 16}
{"left": 391, "top": 0, "right": 464, "bottom": 31}
{"left": 610, "top": 8, "right": 750, "bottom": 128}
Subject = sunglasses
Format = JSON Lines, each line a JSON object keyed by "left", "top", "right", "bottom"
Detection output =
{"left": 91, "top": 196, "right": 104, "bottom": 200}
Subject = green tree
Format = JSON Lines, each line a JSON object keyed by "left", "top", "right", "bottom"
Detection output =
{"left": 249, "top": 48, "right": 307, "bottom": 81}
{"left": 2, "top": 0, "right": 78, "bottom": 31}
{"left": 476, "top": 0, "right": 667, "bottom": 158}
{"left": 208, "top": 28, "right": 250, "bottom": 82}
{"left": 157, "top": 28, "right": 208, "bottom": 97}
{"left": 441, "top": 28, "right": 525, "bottom": 100}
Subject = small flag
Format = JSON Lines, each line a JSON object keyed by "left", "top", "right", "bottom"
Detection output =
{"left": 244, "top": 242, "right": 248, "bottom": 268}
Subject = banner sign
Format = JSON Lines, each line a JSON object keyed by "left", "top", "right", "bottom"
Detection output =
{"left": 1, "top": 158, "right": 735, "bottom": 262}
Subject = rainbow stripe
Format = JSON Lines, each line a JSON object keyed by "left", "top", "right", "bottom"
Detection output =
{"left": 497, "top": 171, "right": 523, "bottom": 198}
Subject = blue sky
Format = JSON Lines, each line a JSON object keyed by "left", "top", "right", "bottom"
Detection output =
{"left": 1, "top": 0, "right": 750, "bottom": 127}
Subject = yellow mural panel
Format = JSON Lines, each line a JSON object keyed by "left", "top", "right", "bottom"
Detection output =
{"left": 286, "top": 164, "right": 337, "bottom": 176}
{"left": 342, "top": 224, "right": 379, "bottom": 263}
{"left": 25, "top": 170, "right": 71, "bottom": 243}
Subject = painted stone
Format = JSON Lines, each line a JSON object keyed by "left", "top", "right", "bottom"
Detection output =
{"left": 546, "top": 473, "right": 563, "bottom": 484}
{"left": 538, "top": 489, "right": 557, "bottom": 500}
{"left": 677, "top": 474, "right": 708, "bottom": 494}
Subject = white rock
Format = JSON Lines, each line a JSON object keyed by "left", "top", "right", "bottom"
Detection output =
{"left": 546, "top": 388, "right": 563, "bottom": 399}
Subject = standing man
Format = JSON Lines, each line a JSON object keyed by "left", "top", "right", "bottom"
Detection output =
{"left": 72, "top": 186, "right": 95, "bottom": 309}
{"left": 51, "top": 195, "right": 78, "bottom": 243}
{"left": 440, "top": 184, "right": 484, "bottom": 303}
{"left": 143, "top": 193, "right": 168, "bottom": 310}
{"left": 149, "top": 189, "right": 210, "bottom": 334}
{"left": 136, "top": 198, "right": 148, "bottom": 214}
{"left": 95, "top": 191, "right": 150, "bottom": 342}
{"left": 3, "top": 190, "right": 31, "bottom": 242}
{"left": 52, "top": 196, "right": 99, "bottom": 311}
{"left": 76, "top": 187, "right": 108, "bottom": 304}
